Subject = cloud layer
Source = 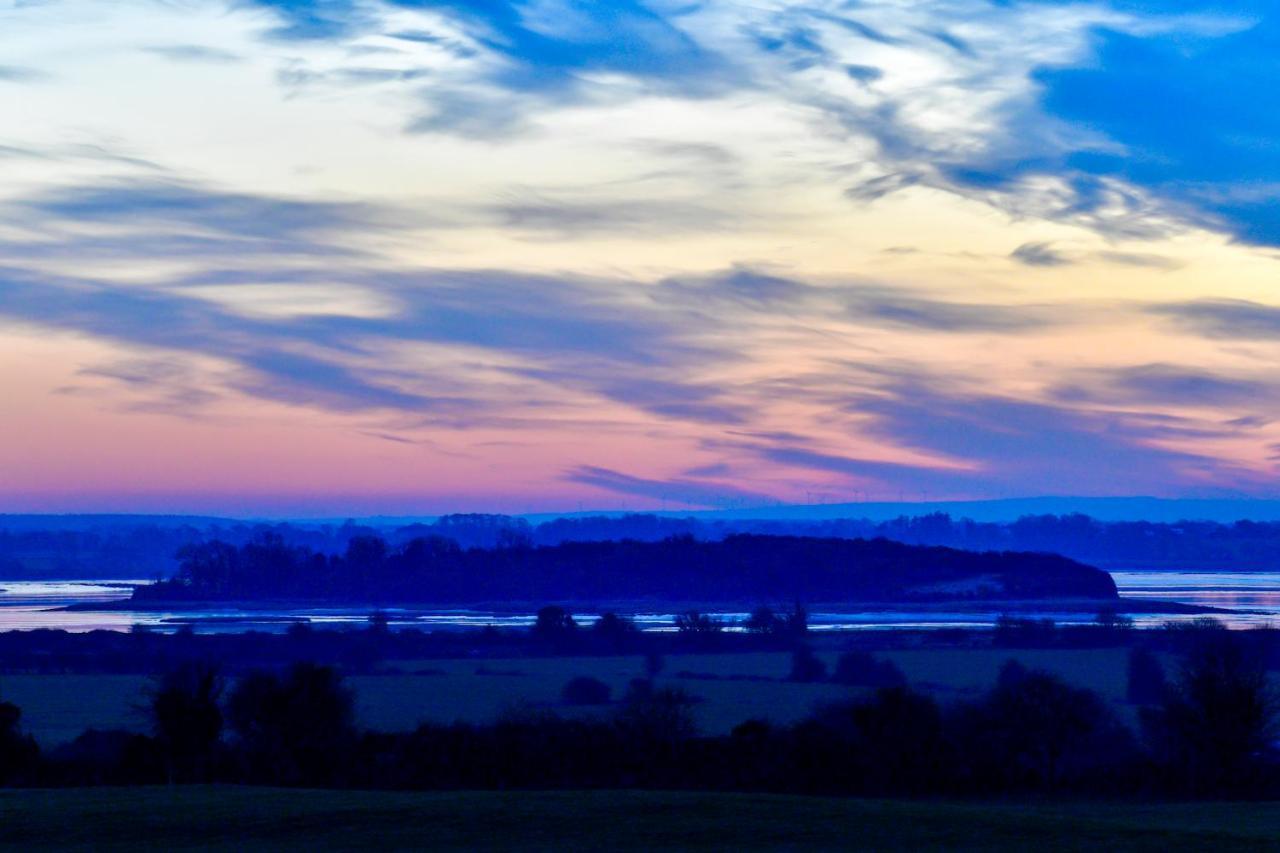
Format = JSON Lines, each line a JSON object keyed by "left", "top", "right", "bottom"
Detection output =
{"left": 3, "top": 0, "right": 1280, "bottom": 512}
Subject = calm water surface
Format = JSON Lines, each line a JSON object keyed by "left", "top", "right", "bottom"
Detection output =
{"left": 0, "top": 571, "right": 1276, "bottom": 633}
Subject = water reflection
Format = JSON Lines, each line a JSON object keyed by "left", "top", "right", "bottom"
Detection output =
{"left": 0, "top": 571, "right": 1276, "bottom": 633}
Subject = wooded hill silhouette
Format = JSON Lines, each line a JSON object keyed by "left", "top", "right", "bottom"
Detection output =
{"left": 131, "top": 533, "right": 1117, "bottom": 605}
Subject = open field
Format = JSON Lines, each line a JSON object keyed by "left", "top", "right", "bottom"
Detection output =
{"left": 4, "top": 787, "right": 1280, "bottom": 851}
{"left": 0, "top": 647, "right": 1143, "bottom": 745}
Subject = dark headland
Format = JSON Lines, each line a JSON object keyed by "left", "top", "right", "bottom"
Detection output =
{"left": 121, "top": 533, "right": 1119, "bottom": 607}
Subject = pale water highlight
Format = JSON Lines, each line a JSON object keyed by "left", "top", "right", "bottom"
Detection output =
{"left": 0, "top": 571, "right": 1276, "bottom": 634}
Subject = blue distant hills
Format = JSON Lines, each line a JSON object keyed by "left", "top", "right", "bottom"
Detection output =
{"left": 6, "top": 497, "right": 1280, "bottom": 527}
{"left": 666, "top": 497, "right": 1280, "bottom": 525}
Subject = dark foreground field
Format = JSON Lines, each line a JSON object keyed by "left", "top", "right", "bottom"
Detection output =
{"left": 3, "top": 788, "right": 1279, "bottom": 851}
{"left": 3, "top": 648, "right": 1143, "bottom": 745}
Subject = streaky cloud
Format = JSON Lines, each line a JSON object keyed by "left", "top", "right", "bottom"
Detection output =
{"left": 20, "top": 179, "right": 395, "bottom": 238}
{"left": 564, "top": 465, "right": 771, "bottom": 509}
{"left": 492, "top": 194, "right": 734, "bottom": 237}
{"left": 143, "top": 45, "right": 243, "bottom": 63}
{"left": 1010, "top": 242, "right": 1071, "bottom": 267}
{"left": 1094, "top": 250, "right": 1182, "bottom": 270}
{"left": 1152, "top": 299, "right": 1280, "bottom": 340}
{"left": 0, "top": 64, "right": 49, "bottom": 83}
{"left": 509, "top": 365, "right": 748, "bottom": 426}
{"left": 721, "top": 361, "right": 1253, "bottom": 495}
{"left": 1049, "top": 363, "right": 1278, "bottom": 408}
{"left": 842, "top": 289, "right": 1064, "bottom": 334}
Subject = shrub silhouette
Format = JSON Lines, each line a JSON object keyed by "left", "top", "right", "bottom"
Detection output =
{"left": 744, "top": 606, "right": 780, "bottom": 635}
{"left": 803, "top": 687, "right": 948, "bottom": 795}
{"left": 831, "top": 651, "right": 906, "bottom": 688}
{"left": 1126, "top": 647, "right": 1167, "bottom": 706}
{"left": 226, "top": 662, "right": 357, "bottom": 785}
{"left": 49, "top": 729, "right": 160, "bottom": 786}
{"left": 788, "top": 646, "right": 828, "bottom": 682}
{"left": 591, "top": 612, "right": 637, "bottom": 650}
{"left": 954, "top": 662, "right": 1136, "bottom": 792}
{"left": 0, "top": 695, "right": 39, "bottom": 785}
{"left": 562, "top": 676, "right": 612, "bottom": 706}
{"left": 532, "top": 606, "right": 578, "bottom": 648}
{"left": 675, "top": 611, "right": 723, "bottom": 635}
{"left": 745, "top": 604, "right": 809, "bottom": 642}
{"left": 615, "top": 682, "right": 698, "bottom": 749}
{"left": 145, "top": 661, "right": 223, "bottom": 783}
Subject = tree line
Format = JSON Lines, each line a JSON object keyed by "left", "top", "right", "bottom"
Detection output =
{"left": 1, "top": 629, "right": 1275, "bottom": 798}
{"left": 0, "top": 605, "right": 1210, "bottom": 676}
{"left": 13, "top": 511, "right": 1280, "bottom": 579}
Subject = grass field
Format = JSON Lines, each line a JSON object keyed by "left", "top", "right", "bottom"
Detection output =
{"left": 3, "top": 787, "right": 1280, "bottom": 851}
{"left": 0, "top": 647, "right": 1141, "bottom": 746}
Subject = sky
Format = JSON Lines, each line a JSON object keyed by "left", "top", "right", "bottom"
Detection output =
{"left": 3, "top": 0, "right": 1280, "bottom": 515}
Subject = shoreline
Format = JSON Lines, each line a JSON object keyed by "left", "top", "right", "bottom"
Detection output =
{"left": 62, "top": 595, "right": 1228, "bottom": 617}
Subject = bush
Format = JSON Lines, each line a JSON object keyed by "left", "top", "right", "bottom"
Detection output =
{"left": 744, "top": 606, "right": 781, "bottom": 635}
{"left": 614, "top": 683, "right": 698, "bottom": 747}
{"left": 146, "top": 661, "right": 224, "bottom": 782}
{"left": 803, "top": 687, "right": 949, "bottom": 795}
{"left": 47, "top": 729, "right": 160, "bottom": 786}
{"left": 0, "top": 698, "right": 40, "bottom": 785}
{"left": 562, "top": 676, "right": 612, "bottom": 706}
{"left": 532, "top": 606, "right": 578, "bottom": 644}
{"left": 788, "top": 647, "right": 827, "bottom": 682}
{"left": 1127, "top": 647, "right": 1166, "bottom": 705}
{"left": 831, "top": 651, "right": 906, "bottom": 688}
{"left": 954, "top": 664, "right": 1137, "bottom": 792}
{"left": 226, "top": 662, "right": 357, "bottom": 786}
{"left": 994, "top": 615, "right": 1057, "bottom": 647}
{"left": 591, "top": 613, "right": 637, "bottom": 649}
{"left": 675, "top": 611, "right": 723, "bottom": 635}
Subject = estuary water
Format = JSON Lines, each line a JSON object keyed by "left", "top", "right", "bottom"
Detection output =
{"left": 0, "top": 570, "right": 1277, "bottom": 633}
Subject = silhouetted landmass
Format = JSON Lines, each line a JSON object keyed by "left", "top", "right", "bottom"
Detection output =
{"left": 9, "top": 510, "right": 1280, "bottom": 579}
{"left": 128, "top": 533, "right": 1116, "bottom": 605}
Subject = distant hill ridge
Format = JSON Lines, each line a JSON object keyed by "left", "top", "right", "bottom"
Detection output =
{"left": 10, "top": 503, "right": 1280, "bottom": 579}
{"left": 8, "top": 496, "right": 1280, "bottom": 527}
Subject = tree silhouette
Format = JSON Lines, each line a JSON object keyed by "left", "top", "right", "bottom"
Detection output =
{"left": 226, "top": 662, "right": 357, "bottom": 785}
{"left": 146, "top": 661, "right": 223, "bottom": 783}
{"left": 831, "top": 651, "right": 906, "bottom": 688}
{"left": 532, "top": 606, "right": 579, "bottom": 650}
{"left": 0, "top": 693, "right": 39, "bottom": 785}
{"left": 562, "top": 676, "right": 612, "bottom": 706}
{"left": 805, "top": 687, "right": 948, "bottom": 795}
{"left": 744, "top": 606, "right": 780, "bottom": 635}
{"left": 1143, "top": 633, "right": 1278, "bottom": 794}
{"left": 959, "top": 663, "right": 1131, "bottom": 791}
{"left": 591, "top": 612, "right": 637, "bottom": 650}
{"left": 788, "top": 646, "right": 828, "bottom": 683}
{"left": 675, "top": 611, "right": 722, "bottom": 635}
{"left": 615, "top": 682, "right": 698, "bottom": 750}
